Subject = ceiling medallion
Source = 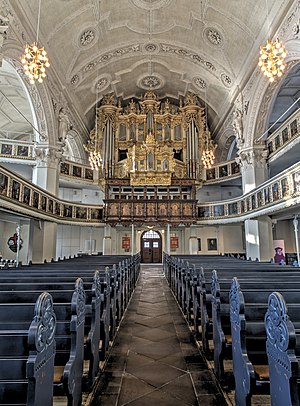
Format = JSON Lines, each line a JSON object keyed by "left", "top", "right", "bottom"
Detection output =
{"left": 204, "top": 27, "right": 223, "bottom": 47}
{"left": 138, "top": 74, "right": 164, "bottom": 90}
{"left": 70, "top": 74, "right": 79, "bottom": 86}
{"left": 84, "top": 62, "right": 97, "bottom": 72}
{"left": 96, "top": 78, "right": 108, "bottom": 90}
{"left": 130, "top": 0, "right": 173, "bottom": 10}
{"left": 144, "top": 43, "right": 159, "bottom": 53}
{"left": 79, "top": 29, "right": 96, "bottom": 47}
{"left": 221, "top": 73, "right": 232, "bottom": 88}
{"left": 92, "top": 75, "right": 111, "bottom": 93}
{"left": 193, "top": 77, "right": 206, "bottom": 89}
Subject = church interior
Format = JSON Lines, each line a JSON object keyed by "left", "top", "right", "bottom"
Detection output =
{"left": 0, "top": 0, "right": 300, "bottom": 405}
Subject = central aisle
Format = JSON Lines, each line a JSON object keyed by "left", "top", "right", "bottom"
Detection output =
{"left": 89, "top": 264, "right": 228, "bottom": 406}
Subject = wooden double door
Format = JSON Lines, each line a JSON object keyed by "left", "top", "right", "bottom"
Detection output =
{"left": 141, "top": 230, "right": 162, "bottom": 263}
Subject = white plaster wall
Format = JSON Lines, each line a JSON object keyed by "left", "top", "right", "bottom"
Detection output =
{"left": 197, "top": 185, "right": 242, "bottom": 202}
{"left": 58, "top": 187, "right": 104, "bottom": 204}
{"left": 193, "top": 226, "right": 219, "bottom": 254}
{"left": 274, "top": 219, "right": 296, "bottom": 253}
{"left": 222, "top": 225, "right": 245, "bottom": 254}
{"left": 56, "top": 224, "right": 104, "bottom": 259}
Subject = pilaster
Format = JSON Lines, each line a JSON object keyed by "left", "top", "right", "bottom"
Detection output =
{"left": 32, "top": 143, "right": 63, "bottom": 194}
{"left": 236, "top": 145, "right": 268, "bottom": 194}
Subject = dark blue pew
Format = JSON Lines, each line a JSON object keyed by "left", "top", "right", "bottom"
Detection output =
{"left": 0, "top": 291, "right": 56, "bottom": 405}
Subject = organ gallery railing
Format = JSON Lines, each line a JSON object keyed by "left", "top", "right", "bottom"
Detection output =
{"left": 0, "top": 165, "right": 103, "bottom": 223}
{"left": 267, "top": 108, "right": 300, "bottom": 159}
{"left": 197, "top": 161, "right": 300, "bottom": 221}
{"left": 1, "top": 162, "right": 300, "bottom": 224}
{"left": 204, "top": 159, "right": 241, "bottom": 182}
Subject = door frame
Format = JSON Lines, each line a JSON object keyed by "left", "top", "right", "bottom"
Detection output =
{"left": 141, "top": 229, "right": 162, "bottom": 263}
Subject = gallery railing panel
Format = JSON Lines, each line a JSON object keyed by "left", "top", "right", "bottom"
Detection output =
{"left": 204, "top": 159, "right": 241, "bottom": 183}
{"left": 0, "top": 138, "right": 35, "bottom": 161}
{"left": 267, "top": 108, "right": 300, "bottom": 159}
{"left": 197, "top": 161, "right": 300, "bottom": 221}
{"left": 0, "top": 165, "right": 103, "bottom": 223}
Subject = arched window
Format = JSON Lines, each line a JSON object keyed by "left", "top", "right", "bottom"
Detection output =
{"left": 142, "top": 230, "right": 160, "bottom": 239}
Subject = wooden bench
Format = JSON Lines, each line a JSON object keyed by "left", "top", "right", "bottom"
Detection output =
{"left": 0, "top": 291, "right": 56, "bottom": 405}
{"left": 210, "top": 270, "right": 300, "bottom": 380}
{"left": 0, "top": 254, "right": 141, "bottom": 403}
{"left": 265, "top": 291, "right": 300, "bottom": 406}
{"left": 0, "top": 269, "right": 111, "bottom": 385}
{"left": 229, "top": 277, "right": 300, "bottom": 406}
{"left": 0, "top": 278, "right": 86, "bottom": 405}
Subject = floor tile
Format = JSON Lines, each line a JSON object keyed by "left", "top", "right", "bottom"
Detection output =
{"left": 89, "top": 265, "right": 228, "bottom": 406}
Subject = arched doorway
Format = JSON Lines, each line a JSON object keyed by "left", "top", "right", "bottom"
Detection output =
{"left": 141, "top": 230, "right": 162, "bottom": 263}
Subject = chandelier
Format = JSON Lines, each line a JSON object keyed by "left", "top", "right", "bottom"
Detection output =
{"left": 201, "top": 131, "right": 215, "bottom": 169}
{"left": 21, "top": 0, "right": 50, "bottom": 84}
{"left": 21, "top": 43, "right": 50, "bottom": 84}
{"left": 258, "top": 38, "right": 287, "bottom": 82}
{"left": 88, "top": 150, "right": 102, "bottom": 171}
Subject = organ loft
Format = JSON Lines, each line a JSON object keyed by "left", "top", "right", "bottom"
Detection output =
{"left": 85, "top": 91, "right": 215, "bottom": 226}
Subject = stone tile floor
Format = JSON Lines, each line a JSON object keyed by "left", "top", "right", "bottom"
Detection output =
{"left": 89, "top": 265, "right": 229, "bottom": 406}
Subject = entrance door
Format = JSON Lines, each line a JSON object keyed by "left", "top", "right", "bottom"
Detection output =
{"left": 141, "top": 230, "right": 162, "bottom": 263}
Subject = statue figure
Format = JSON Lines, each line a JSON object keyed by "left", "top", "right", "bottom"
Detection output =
{"left": 58, "top": 108, "right": 71, "bottom": 142}
{"left": 232, "top": 108, "right": 244, "bottom": 144}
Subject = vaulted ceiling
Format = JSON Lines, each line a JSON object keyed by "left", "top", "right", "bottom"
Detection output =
{"left": 5, "top": 0, "right": 297, "bottom": 133}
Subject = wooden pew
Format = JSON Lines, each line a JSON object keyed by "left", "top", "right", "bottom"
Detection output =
{"left": 265, "top": 291, "right": 300, "bottom": 406}
{"left": 163, "top": 254, "right": 300, "bottom": 397}
{"left": 0, "top": 278, "right": 86, "bottom": 406}
{"left": 164, "top": 253, "right": 300, "bottom": 354}
{"left": 211, "top": 270, "right": 300, "bottom": 381}
{"left": 0, "top": 269, "right": 111, "bottom": 386}
{"left": 229, "top": 277, "right": 300, "bottom": 406}
{"left": 0, "top": 291, "right": 56, "bottom": 405}
{"left": 0, "top": 254, "right": 141, "bottom": 404}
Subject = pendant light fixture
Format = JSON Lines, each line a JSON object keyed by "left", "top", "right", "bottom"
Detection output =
{"left": 21, "top": 0, "right": 50, "bottom": 84}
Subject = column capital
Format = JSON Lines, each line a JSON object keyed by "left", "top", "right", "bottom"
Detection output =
{"left": 34, "top": 143, "right": 64, "bottom": 168}
{"left": 236, "top": 145, "right": 268, "bottom": 169}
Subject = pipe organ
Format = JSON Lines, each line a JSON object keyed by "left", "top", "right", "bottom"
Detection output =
{"left": 85, "top": 91, "right": 213, "bottom": 225}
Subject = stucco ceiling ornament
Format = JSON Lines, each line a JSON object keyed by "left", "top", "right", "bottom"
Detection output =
{"left": 193, "top": 76, "right": 206, "bottom": 89}
{"left": 95, "top": 77, "right": 109, "bottom": 92}
{"left": 144, "top": 42, "right": 159, "bottom": 53}
{"left": 138, "top": 74, "right": 164, "bottom": 90}
{"left": 84, "top": 62, "right": 96, "bottom": 72}
{"left": 79, "top": 29, "right": 95, "bottom": 47}
{"left": 278, "top": 1, "right": 300, "bottom": 40}
{"left": 293, "top": 19, "right": 300, "bottom": 38}
{"left": 70, "top": 74, "right": 79, "bottom": 86}
{"left": 0, "top": 7, "right": 13, "bottom": 66}
{"left": 160, "top": 43, "right": 218, "bottom": 76}
{"left": 221, "top": 73, "right": 232, "bottom": 88}
{"left": 204, "top": 27, "right": 223, "bottom": 47}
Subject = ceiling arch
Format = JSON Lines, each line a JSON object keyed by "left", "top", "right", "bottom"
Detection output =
{"left": 4, "top": 0, "right": 297, "bottom": 135}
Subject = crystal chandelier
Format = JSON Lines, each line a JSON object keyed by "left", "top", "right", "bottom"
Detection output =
{"left": 21, "top": 0, "right": 50, "bottom": 84}
{"left": 201, "top": 131, "right": 215, "bottom": 169}
{"left": 258, "top": 38, "right": 287, "bottom": 82}
{"left": 88, "top": 150, "right": 102, "bottom": 170}
{"left": 21, "top": 43, "right": 50, "bottom": 84}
